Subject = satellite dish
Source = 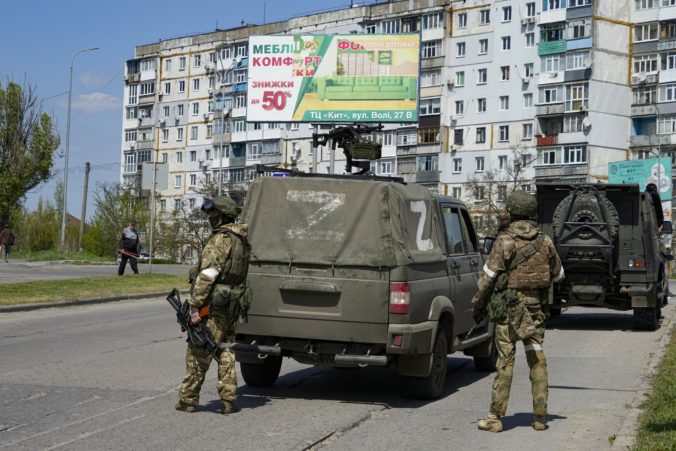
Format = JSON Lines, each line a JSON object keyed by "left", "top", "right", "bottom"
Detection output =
{"left": 582, "top": 116, "right": 592, "bottom": 130}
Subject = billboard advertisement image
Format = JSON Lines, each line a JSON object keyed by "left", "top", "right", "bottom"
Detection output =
{"left": 608, "top": 157, "right": 672, "bottom": 221}
{"left": 246, "top": 34, "right": 420, "bottom": 123}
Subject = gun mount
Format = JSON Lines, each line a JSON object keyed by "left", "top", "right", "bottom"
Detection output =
{"left": 312, "top": 123, "right": 384, "bottom": 174}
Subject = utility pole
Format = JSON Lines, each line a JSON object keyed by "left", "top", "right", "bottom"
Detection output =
{"left": 78, "top": 162, "right": 90, "bottom": 252}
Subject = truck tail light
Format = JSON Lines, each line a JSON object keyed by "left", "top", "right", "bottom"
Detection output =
{"left": 389, "top": 282, "right": 410, "bottom": 314}
{"left": 628, "top": 259, "right": 644, "bottom": 268}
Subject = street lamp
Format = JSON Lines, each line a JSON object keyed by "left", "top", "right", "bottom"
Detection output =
{"left": 60, "top": 47, "right": 99, "bottom": 252}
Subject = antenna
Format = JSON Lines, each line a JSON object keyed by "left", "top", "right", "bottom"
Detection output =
{"left": 263, "top": 2, "right": 266, "bottom": 25}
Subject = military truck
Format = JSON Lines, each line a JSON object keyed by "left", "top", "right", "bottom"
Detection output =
{"left": 231, "top": 174, "right": 496, "bottom": 399}
{"left": 536, "top": 183, "right": 669, "bottom": 330}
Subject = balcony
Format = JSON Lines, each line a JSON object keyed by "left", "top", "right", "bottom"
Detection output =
{"left": 538, "top": 40, "right": 566, "bottom": 56}
{"left": 261, "top": 153, "right": 282, "bottom": 165}
{"left": 415, "top": 170, "right": 440, "bottom": 183}
{"left": 123, "top": 163, "right": 139, "bottom": 174}
{"left": 536, "top": 135, "right": 558, "bottom": 146}
{"left": 631, "top": 104, "right": 659, "bottom": 117}
{"left": 137, "top": 139, "right": 154, "bottom": 150}
{"left": 396, "top": 146, "right": 418, "bottom": 156}
{"left": 534, "top": 164, "right": 588, "bottom": 178}
{"left": 536, "top": 103, "right": 565, "bottom": 116}
{"left": 630, "top": 134, "right": 676, "bottom": 147}
{"left": 229, "top": 156, "right": 246, "bottom": 167}
{"left": 124, "top": 73, "right": 140, "bottom": 84}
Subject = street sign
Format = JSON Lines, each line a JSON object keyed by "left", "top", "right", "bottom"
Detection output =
{"left": 141, "top": 162, "right": 168, "bottom": 191}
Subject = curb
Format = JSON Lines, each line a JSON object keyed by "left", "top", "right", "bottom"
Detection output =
{"left": 0, "top": 290, "right": 190, "bottom": 313}
{"left": 612, "top": 302, "right": 675, "bottom": 449}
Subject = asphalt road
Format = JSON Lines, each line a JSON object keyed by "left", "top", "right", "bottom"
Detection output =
{"left": 0, "top": 261, "right": 191, "bottom": 284}
{"left": 0, "top": 295, "right": 673, "bottom": 451}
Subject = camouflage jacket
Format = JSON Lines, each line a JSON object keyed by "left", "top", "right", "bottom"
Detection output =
{"left": 471, "top": 220, "right": 564, "bottom": 310}
{"left": 189, "top": 222, "right": 249, "bottom": 308}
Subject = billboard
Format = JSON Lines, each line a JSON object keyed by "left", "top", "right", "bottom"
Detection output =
{"left": 246, "top": 34, "right": 420, "bottom": 123}
{"left": 608, "top": 157, "right": 672, "bottom": 221}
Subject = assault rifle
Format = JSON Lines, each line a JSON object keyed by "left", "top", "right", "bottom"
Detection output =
{"left": 166, "top": 288, "right": 221, "bottom": 360}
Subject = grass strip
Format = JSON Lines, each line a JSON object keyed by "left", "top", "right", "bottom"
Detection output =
{"left": 634, "top": 330, "right": 676, "bottom": 450}
{"left": 0, "top": 274, "right": 189, "bottom": 305}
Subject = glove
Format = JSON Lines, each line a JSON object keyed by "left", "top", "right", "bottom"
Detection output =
{"left": 473, "top": 306, "right": 485, "bottom": 323}
{"left": 189, "top": 306, "right": 202, "bottom": 325}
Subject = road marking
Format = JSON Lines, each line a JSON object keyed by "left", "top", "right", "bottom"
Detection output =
{"left": 44, "top": 415, "right": 145, "bottom": 451}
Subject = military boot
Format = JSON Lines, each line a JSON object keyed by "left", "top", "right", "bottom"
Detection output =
{"left": 477, "top": 414, "right": 503, "bottom": 432}
{"left": 532, "top": 415, "right": 547, "bottom": 431}
{"left": 175, "top": 400, "right": 196, "bottom": 413}
{"left": 221, "top": 401, "right": 240, "bottom": 415}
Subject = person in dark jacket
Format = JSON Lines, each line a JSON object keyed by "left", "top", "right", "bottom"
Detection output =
{"left": 118, "top": 220, "right": 140, "bottom": 275}
{"left": 645, "top": 183, "right": 664, "bottom": 230}
{"left": 0, "top": 224, "right": 16, "bottom": 263}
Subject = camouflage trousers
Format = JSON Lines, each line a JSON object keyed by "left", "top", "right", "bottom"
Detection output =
{"left": 178, "top": 310, "right": 237, "bottom": 406}
{"left": 489, "top": 302, "right": 548, "bottom": 417}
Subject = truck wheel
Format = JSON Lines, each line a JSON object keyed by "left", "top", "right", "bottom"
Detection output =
{"left": 473, "top": 335, "right": 497, "bottom": 372}
{"left": 240, "top": 355, "right": 283, "bottom": 387}
{"left": 552, "top": 192, "right": 620, "bottom": 240}
{"left": 408, "top": 329, "right": 448, "bottom": 399}
{"left": 633, "top": 307, "right": 659, "bottom": 331}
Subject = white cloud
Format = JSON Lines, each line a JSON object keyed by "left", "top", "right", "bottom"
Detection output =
{"left": 79, "top": 72, "right": 106, "bottom": 88}
{"left": 70, "top": 92, "right": 119, "bottom": 113}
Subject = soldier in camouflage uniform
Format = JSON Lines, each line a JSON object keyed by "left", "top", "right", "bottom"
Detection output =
{"left": 175, "top": 196, "right": 250, "bottom": 415}
{"left": 472, "top": 191, "right": 564, "bottom": 432}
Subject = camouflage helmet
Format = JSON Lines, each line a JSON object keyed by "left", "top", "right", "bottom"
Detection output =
{"left": 201, "top": 196, "right": 240, "bottom": 218}
{"left": 506, "top": 191, "right": 537, "bottom": 219}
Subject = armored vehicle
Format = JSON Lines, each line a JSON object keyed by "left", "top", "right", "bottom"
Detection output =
{"left": 232, "top": 174, "right": 496, "bottom": 399}
{"left": 536, "top": 183, "right": 669, "bottom": 330}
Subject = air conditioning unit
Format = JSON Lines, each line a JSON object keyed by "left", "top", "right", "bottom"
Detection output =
{"left": 446, "top": 80, "right": 455, "bottom": 89}
{"left": 204, "top": 64, "right": 213, "bottom": 72}
{"left": 203, "top": 113, "right": 209, "bottom": 120}
{"left": 527, "top": 16, "right": 535, "bottom": 23}
{"left": 521, "top": 18, "right": 529, "bottom": 25}
{"left": 159, "top": 118, "right": 166, "bottom": 125}
{"left": 130, "top": 143, "right": 135, "bottom": 150}
{"left": 549, "top": 72, "right": 558, "bottom": 78}
{"left": 174, "top": 115, "right": 180, "bottom": 122}
{"left": 646, "top": 73, "right": 658, "bottom": 84}
{"left": 632, "top": 74, "right": 646, "bottom": 84}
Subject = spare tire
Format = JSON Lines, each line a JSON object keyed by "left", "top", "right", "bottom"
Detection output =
{"left": 552, "top": 191, "right": 620, "bottom": 241}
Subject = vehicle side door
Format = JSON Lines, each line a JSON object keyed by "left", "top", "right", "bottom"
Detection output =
{"left": 440, "top": 204, "right": 478, "bottom": 334}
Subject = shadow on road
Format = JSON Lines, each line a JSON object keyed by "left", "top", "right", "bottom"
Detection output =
{"left": 499, "top": 412, "right": 567, "bottom": 431}
{"left": 236, "top": 355, "right": 492, "bottom": 409}
{"left": 546, "top": 311, "right": 636, "bottom": 331}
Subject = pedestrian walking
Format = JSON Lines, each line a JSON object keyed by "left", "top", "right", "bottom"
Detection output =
{"left": 0, "top": 224, "right": 16, "bottom": 262}
{"left": 118, "top": 219, "right": 140, "bottom": 275}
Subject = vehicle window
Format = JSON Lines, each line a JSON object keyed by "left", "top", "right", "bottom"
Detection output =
{"left": 442, "top": 206, "right": 466, "bottom": 254}
{"left": 460, "top": 209, "right": 479, "bottom": 252}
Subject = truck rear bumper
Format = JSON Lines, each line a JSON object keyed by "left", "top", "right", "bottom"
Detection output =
{"left": 387, "top": 321, "right": 436, "bottom": 355}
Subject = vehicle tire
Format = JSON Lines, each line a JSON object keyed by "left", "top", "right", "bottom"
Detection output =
{"left": 240, "top": 355, "right": 283, "bottom": 387}
{"left": 633, "top": 307, "right": 659, "bottom": 331}
{"left": 552, "top": 191, "right": 620, "bottom": 241}
{"left": 408, "top": 329, "right": 448, "bottom": 399}
{"left": 548, "top": 308, "right": 562, "bottom": 319}
{"left": 473, "top": 335, "right": 498, "bottom": 372}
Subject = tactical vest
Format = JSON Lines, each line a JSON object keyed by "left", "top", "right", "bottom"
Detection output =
{"left": 506, "top": 234, "right": 551, "bottom": 290}
{"left": 216, "top": 230, "right": 251, "bottom": 286}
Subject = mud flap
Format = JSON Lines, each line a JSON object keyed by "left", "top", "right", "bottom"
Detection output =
{"left": 397, "top": 353, "right": 433, "bottom": 377}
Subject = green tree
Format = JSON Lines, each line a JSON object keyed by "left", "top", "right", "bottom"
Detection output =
{"left": 0, "top": 79, "right": 60, "bottom": 223}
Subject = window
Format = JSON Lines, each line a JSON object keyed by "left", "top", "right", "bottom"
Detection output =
{"left": 480, "top": 9, "right": 490, "bottom": 24}
{"left": 658, "top": 114, "right": 676, "bottom": 133}
{"left": 233, "top": 119, "right": 246, "bottom": 132}
{"left": 570, "top": 0, "right": 591, "bottom": 5}
{"left": 418, "top": 128, "right": 439, "bottom": 144}
{"left": 501, "top": 66, "right": 510, "bottom": 81}
{"left": 524, "top": 93, "right": 533, "bottom": 108}
{"left": 159, "top": 200, "right": 166, "bottom": 212}
{"left": 161, "top": 152, "right": 168, "bottom": 163}
{"left": 662, "top": 52, "right": 676, "bottom": 71}
{"left": 636, "top": 0, "right": 657, "bottom": 7}
{"left": 234, "top": 69, "right": 247, "bottom": 83}
{"left": 635, "top": 85, "right": 658, "bottom": 104}
{"left": 499, "top": 155, "right": 508, "bottom": 169}
{"left": 456, "top": 42, "right": 466, "bottom": 58}
{"left": 176, "top": 151, "right": 183, "bottom": 163}
{"left": 476, "top": 127, "right": 486, "bottom": 143}
{"left": 177, "top": 104, "right": 185, "bottom": 116}
{"left": 502, "top": 6, "right": 512, "bottom": 22}
{"left": 478, "top": 68, "right": 487, "bottom": 84}
{"left": 179, "top": 57, "right": 186, "bottom": 71}
{"left": 140, "top": 59, "right": 155, "bottom": 71}
{"left": 124, "top": 130, "right": 137, "bottom": 142}
{"left": 417, "top": 154, "right": 438, "bottom": 172}
{"left": 192, "top": 78, "right": 200, "bottom": 92}
{"left": 162, "top": 129, "right": 169, "bottom": 142}
{"left": 190, "top": 126, "right": 198, "bottom": 140}
{"left": 479, "top": 39, "right": 488, "bottom": 55}
{"left": 458, "top": 12, "right": 467, "bottom": 28}
{"left": 420, "top": 98, "right": 441, "bottom": 115}
{"left": 566, "top": 50, "right": 591, "bottom": 70}
{"left": 456, "top": 71, "right": 465, "bottom": 87}
{"left": 477, "top": 98, "right": 487, "bottom": 113}
{"left": 497, "top": 185, "right": 507, "bottom": 201}
{"left": 527, "top": 2, "right": 536, "bottom": 16}
{"left": 451, "top": 128, "right": 463, "bottom": 145}
{"left": 236, "top": 43, "right": 248, "bottom": 57}
{"left": 525, "top": 63, "right": 534, "bottom": 78}
{"left": 501, "top": 36, "right": 511, "bottom": 51}
{"left": 421, "top": 70, "right": 441, "bottom": 87}
{"left": 452, "top": 187, "right": 462, "bottom": 198}
{"left": 247, "top": 142, "right": 261, "bottom": 159}
{"left": 634, "top": 23, "right": 658, "bottom": 42}
{"left": 564, "top": 114, "right": 585, "bottom": 132}
{"left": 234, "top": 94, "right": 246, "bottom": 108}
{"left": 422, "top": 40, "right": 441, "bottom": 59}
{"left": 383, "top": 132, "right": 393, "bottom": 146}
{"left": 500, "top": 96, "right": 509, "bottom": 110}
{"left": 379, "top": 160, "right": 393, "bottom": 175}
{"left": 475, "top": 157, "right": 485, "bottom": 172}
{"left": 660, "top": 83, "right": 676, "bottom": 102}
{"left": 127, "top": 85, "right": 138, "bottom": 105}
{"left": 189, "top": 174, "right": 197, "bottom": 187}
{"left": 398, "top": 131, "right": 417, "bottom": 146}
{"left": 564, "top": 146, "right": 586, "bottom": 163}
{"left": 174, "top": 175, "right": 182, "bottom": 189}
{"left": 499, "top": 125, "right": 509, "bottom": 142}
{"left": 193, "top": 54, "right": 201, "bottom": 67}
{"left": 540, "top": 86, "right": 562, "bottom": 103}
{"left": 541, "top": 149, "right": 557, "bottom": 165}
{"left": 177, "top": 128, "right": 184, "bottom": 141}
{"left": 382, "top": 19, "right": 401, "bottom": 34}
{"left": 178, "top": 80, "right": 185, "bottom": 93}
{"left": 140, "top": 82, "right": 155, "bottom": 95}
{"left": 526, "top": 33, "right": 535, "bottom": 47}
{"left": 190, "top": 102, "right": 198, "bottom": 116}
{"left": 365, "top": 23, "right": 376, "bottom": 33}
{"left": 542, "top": 54, "right": 563, "bottom": 73}
{"left": 569, "top": 19, "right": 591, "bottom": 40}
{"left": 477, "top": 186, "right": 486, "bottom": 200}
{"left": 206, "top": 126, "right": 212, "bottom": 139}
{"left": 422, "top": 12, "right": 443, "bottom": 29}
{"left": 522, "top": 123, "right": 533, "bottom": 139}
{"left": 453, "top": 158, "right": 462, "bottom": 172}
{"left": 164, "top": 82, "right": 171, "bottom": 95}
{"left": 547, "top": 0, "right": 562, "bottom": 9}
{"left": 565, "top": 83, "right": 589, "bottom": 111}
{"left": 664, "top": 0, "right": 676, "bottom": 6}
{"left": 165, "top": 59, "right": 172, "bottom": 71}
{"left": 541, "top": 23, "right": 565, "bottom": 41}
{"left": 455, "top": 100, "right": 464, "bottom": 115}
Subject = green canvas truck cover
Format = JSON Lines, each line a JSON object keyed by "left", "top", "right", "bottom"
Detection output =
{"left": 243, "top": 176, "right": 446, "bottom": 268}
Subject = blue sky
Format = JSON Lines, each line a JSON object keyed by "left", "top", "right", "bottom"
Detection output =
{"left": 1, "top": 0, "right": 365, "bottom": 219}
